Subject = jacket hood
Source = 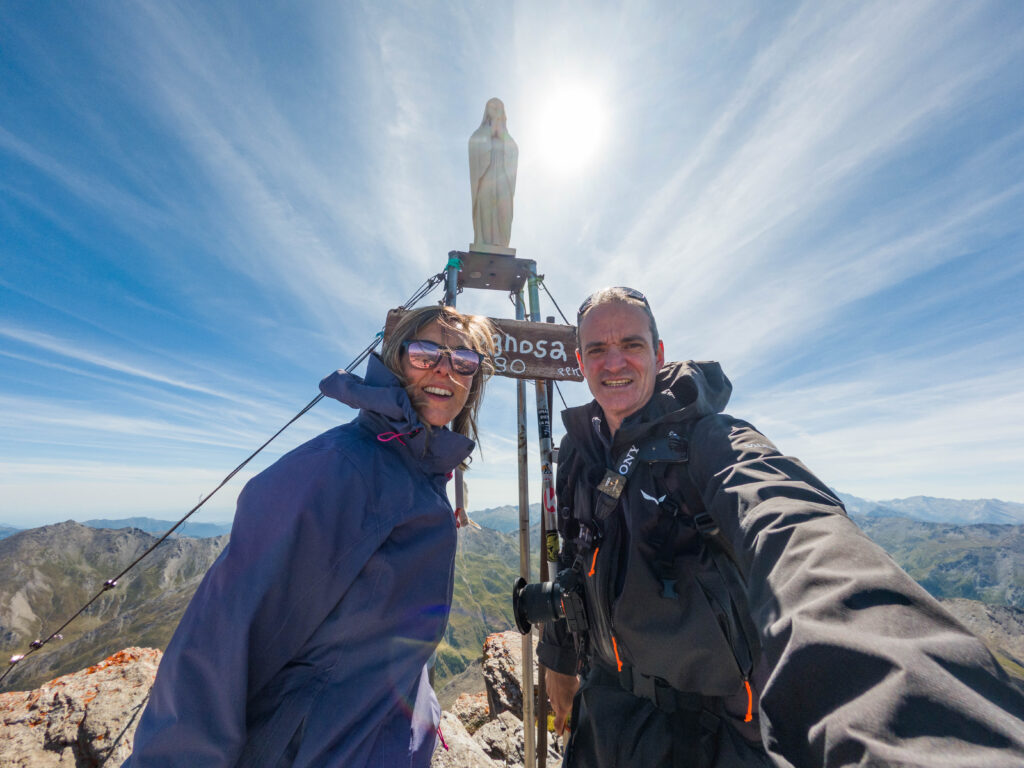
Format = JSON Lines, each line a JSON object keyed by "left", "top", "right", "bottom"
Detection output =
{"left": 563, "top": 360, "right": 732, "bottom": 446}
{"left": 646, "top": 359, "right": 732, "bottom": 421}
{"left": 319, "top": 354, "right": 475, "bottom": 475}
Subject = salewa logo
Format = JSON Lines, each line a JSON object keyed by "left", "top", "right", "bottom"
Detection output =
{"left": 640, "top": 489, "right": 667, "bottom": 505}
{"left": 741, "top": 442, "right": 775, "bottom": 451}
{"left": 618, "top": 445, "right": 639, "bottom": 475}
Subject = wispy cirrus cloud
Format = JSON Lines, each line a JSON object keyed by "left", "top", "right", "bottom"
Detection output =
{"left": 0, "top": 460, "right": 252, "bottom": 524}
{"left": 0, "top": 126, "right": 171, "bottom": 234}
{"left": 0, "top": 325, "right": 245, "bottom": 402}
{"left": 618, "top": 2, "right": 1022, "bottom": 353}
{"left": 2, "top": 0, "right": 1022, "bottom": 522}
{"left": 742, "top": 363, "right": 1024, "bottom": 502}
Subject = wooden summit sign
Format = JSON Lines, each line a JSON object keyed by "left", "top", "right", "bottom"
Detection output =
{"left": 384, "top": 309, "right": 583, "bottom": 382}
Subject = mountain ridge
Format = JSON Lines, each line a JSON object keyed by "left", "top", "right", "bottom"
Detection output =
{"left": 2, "top": 509, "right": 1023, "bottom": 694}
{"left": 839, "top": 493, "right": 1024, "bottom": 525}
{"left": 1, "top": 492, "right": 1022, "bottom": 541}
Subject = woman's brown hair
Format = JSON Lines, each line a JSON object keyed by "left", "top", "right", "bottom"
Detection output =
{"left": 380, "top": 305, "right": 496, "bottom": 448}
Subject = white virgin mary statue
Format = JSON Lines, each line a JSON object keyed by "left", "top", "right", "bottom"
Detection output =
{"left": 469, "top": 98, "right": 518, "bottom": 250}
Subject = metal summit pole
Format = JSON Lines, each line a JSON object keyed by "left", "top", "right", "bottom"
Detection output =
{"left": 444, "top": 253, "right": 461, "bottom": 306}
{"left": 515, "top": 288, "right": 537, "bottom": 768}
{"left": 527, "top": 267, "right": 555, "bottom": 764}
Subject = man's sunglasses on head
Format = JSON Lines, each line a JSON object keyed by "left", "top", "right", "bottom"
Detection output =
{"left": 577, "top": 287, "right": 650, "bottom": 320}
{"left": 402, "top": 339, "right": 482, "bottom": 376}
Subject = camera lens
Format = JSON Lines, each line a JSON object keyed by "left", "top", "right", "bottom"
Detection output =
{"left": 512, "top": 577, "right": 561, "bottom": 634}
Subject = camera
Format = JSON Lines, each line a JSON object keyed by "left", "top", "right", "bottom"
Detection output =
{"left": 512, "top": 561, "right": 589, "bottom": 635}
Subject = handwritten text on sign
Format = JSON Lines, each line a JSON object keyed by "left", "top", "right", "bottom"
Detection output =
{"left": 384, "top": 310, "right": 582, "bottom": 381}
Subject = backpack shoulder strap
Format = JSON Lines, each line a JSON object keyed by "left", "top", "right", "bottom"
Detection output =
{"left": 653, "top": 423, "right": 762, "bottom": 676}
{"left": 554, "top": 436, "right": 593, "bottom": 558}
{"left": 653, "top": 420, "right": 744, "bottom": 569}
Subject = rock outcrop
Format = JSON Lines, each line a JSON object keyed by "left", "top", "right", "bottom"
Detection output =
{"left": 482, "top": 630, "right": 544, "bottom": 721}
{"left": 0, "top": 637, "right": 561, "bottom": 768}
{"left": 0, "top": 647, "right": 159, "bottom": 767}
{"left": 431, "top": 711, "right": 497, "bottom": 768}
{"left": 474, "top": 711, "right": 531, "bottom": 767}
{"left": 452, "top": 691, "right": 490, "bottom": 735}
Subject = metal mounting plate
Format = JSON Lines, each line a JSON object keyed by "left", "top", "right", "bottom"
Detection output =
{"left": 451, "top": 250, "right": 533, "bottom": 292}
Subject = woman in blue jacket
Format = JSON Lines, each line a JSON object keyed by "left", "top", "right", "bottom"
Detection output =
{"left": 124, "top": 305, "right": 496, "bottom": 767}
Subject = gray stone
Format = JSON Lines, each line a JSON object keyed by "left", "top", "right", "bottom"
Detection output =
{"left": 432, "top": 710, "right": 498, "bottom": 768}
{"left": 482, "top": 630, "right": 542, "bottom": 721}
{"left": 0, "top": 638, "right": 561, "bottom": 767}
{"left": 452, "top": 691, "right": 490, "bottom": 735}
{"left": 0, "top": 647, "right": 159, "bottom": 767}
{"left": 473, "top": 711, "right": 561, "bottom": 768}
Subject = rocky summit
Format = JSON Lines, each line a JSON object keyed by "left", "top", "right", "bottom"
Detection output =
{"left": 0, "top": 632, "right": 561, "bottom": 768}
{"left": 0, "top": 521, "right": 521, "bottom": 695}
{"left": 0, "top": 647, "right": 159, "bottom": 767}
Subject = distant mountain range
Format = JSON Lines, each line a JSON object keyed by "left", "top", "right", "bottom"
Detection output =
{"left": 80, "top": 517, "right": 234, "bottom": 538}
{"left": 839, "top": 493, "right": 1024, "bottom": 525}
{"left": 850, "top": 514, "right": 1024, "bottom": 609}
{"left": 473, "top": 494, "right": 1024, "bottom": 531}
{"left": 2, "top": 502, "right": 1023, "bottom": 695}
{"left": 0, "top": 522, "right": 227, "bottom": 693}
{"left": 0, "top": 517, "right": 233, "bottom": 541}
{"left": 1, "top": 493, "right": 1021, "bottom": 541}
{"left": 466, "top": 503, "right": 541, "bottom": 534}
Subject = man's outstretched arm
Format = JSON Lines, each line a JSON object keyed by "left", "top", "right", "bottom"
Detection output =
{"left": 691, "top": 413, "right": 1024, "bottom": 767}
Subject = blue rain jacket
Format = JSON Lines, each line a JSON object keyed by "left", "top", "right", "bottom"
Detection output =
{"left": 123, "top": 355, "right": 474, "bottom": 767}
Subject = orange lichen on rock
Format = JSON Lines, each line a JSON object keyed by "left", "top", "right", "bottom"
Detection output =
{"left": 0, "top": 647, "right": 162, "bottom": 766}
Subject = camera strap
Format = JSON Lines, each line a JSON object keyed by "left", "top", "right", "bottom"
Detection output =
{"left": 592, "top": 426, "right": 689, "bottom": 521}
{"left": 593, "top": 442, "right": 643, "bottom": 521}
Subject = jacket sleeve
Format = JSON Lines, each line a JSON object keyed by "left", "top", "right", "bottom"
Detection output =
{"left": 690, "top": 413, "right": 1024, "bottom": 767}
{"left": 123, "top": 447, "right": 384, "bottom": 767}
{"left": 537, "top": 434, "right": 582, "bottom": 676}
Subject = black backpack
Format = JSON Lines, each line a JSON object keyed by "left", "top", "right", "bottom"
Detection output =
{"left": 555, "top": 419, "right": 761, "bottom": 711}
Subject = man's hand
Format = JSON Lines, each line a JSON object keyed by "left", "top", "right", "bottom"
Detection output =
{"left": 545, "top": 667, "right": 579, "bottom": 735}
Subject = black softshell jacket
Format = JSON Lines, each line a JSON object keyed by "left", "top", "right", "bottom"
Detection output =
{"left": 539, "top": 360, "right": 1024, "bottom": 767}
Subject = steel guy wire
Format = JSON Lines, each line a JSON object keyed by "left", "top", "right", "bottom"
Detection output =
{"left": 1, "top": 272, "right": 445, "bottom": 686}
{"left": 537, "top": 275, "right": 571, "bottom": 326}
{"left": 532, "top": 276, "right": 573, "bottom": 410}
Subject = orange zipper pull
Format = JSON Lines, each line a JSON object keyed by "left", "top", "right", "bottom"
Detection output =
{"left": 743, "top": 678, "right": 753, "bottom": 723}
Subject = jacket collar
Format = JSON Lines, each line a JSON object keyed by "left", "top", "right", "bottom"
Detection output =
{"left": 319, "top": 355, "right": 475, "bottom": 476}
{"left": 563, "top": 360, "right": 732, "bottom": 452}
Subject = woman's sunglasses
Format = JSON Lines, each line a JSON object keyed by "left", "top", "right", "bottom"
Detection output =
{"left": 402, "top": 339, "right": 482, "bottom": 376}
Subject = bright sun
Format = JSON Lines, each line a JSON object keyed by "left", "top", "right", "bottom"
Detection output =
{"left": 532, "top": 82, "right": 609, "bottom": 177}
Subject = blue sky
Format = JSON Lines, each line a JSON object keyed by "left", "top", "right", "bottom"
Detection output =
{"left": 2, "top": 1, "right": 1023, "bottom": 528}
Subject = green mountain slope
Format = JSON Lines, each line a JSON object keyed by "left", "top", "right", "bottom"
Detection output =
{"left": 852, "top": 515, "right": 1024, "bottom": 609}
{"left": 4, "top": 513, "right": 1022, "bottom": 695}
{"left": 939, "top": 598, "right": 1024, "bottom": 686}
{"left": 0, "top": 522, "right": 226, "bottom": 692}
{"left": 0, "top": 521, "right": 528, "bottom": 693}
{"left": 434, "top": 525, "right": 523, "bottom": 682}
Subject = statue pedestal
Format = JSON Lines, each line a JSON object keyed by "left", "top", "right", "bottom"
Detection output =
{"left": 470, "top": 242, "right": 516, "bottom": 257}
{"left": 451, "top": 249, "right": 531, "bottom": 292}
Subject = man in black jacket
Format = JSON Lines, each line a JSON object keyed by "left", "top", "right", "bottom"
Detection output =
{"left": 537, "top": 286, "right": 1024, "bottom": 767}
